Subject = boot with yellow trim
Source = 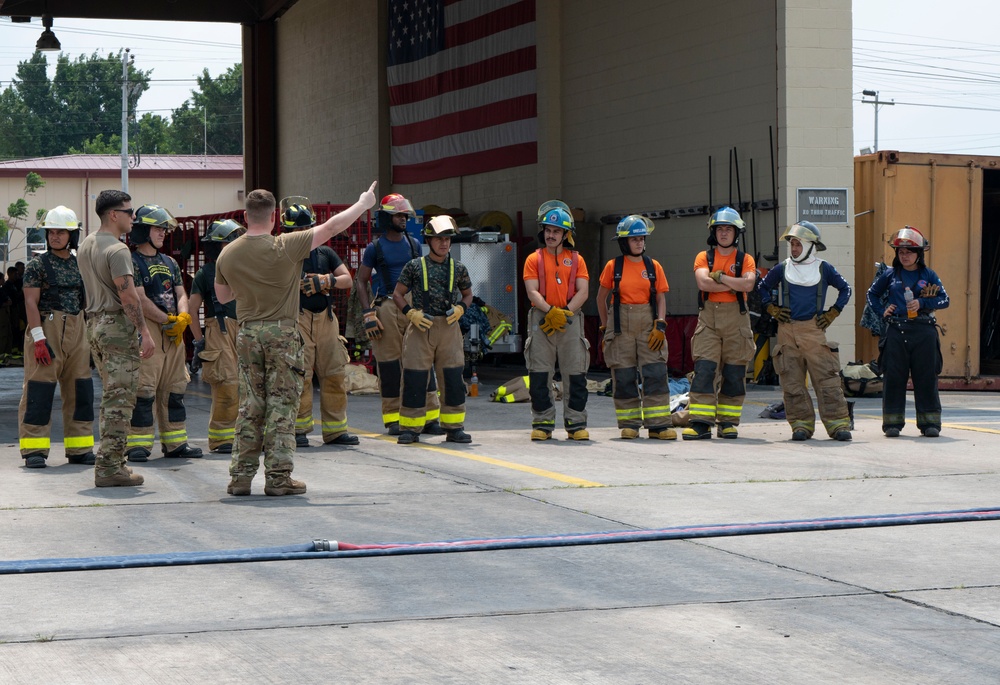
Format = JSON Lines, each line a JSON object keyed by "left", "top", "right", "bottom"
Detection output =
{"left": 648, "top": 427, "right": 678, "bottom": 440}
{"left": 682, "top": 421, "right": 713, "bottom": 440}
{"left": 566, "top": 428, "right": 590, "bottom": 441}
{"left": 530, "top": 429, "right": 552, "bottom": 441}
{"left": 620, "top": 428, "right": 639, "bottom": 439}
{"left": 717, "top": 423, "right": 739, "bottom": 439}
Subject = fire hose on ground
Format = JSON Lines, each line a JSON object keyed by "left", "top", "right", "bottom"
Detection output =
{"left": 2, "top": 507, "right": 999, "bottom": 575}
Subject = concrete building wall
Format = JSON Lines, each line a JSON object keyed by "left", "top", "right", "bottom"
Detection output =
{"left": 778, "top": 0, "right": 855, "bottom": 360}
{"left": 275, "top": 0, "right": 381, "bottom": 203}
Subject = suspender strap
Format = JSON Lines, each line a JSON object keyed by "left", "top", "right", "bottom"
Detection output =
{"left": 419, "top": 255, "right": 454, "bottom": 312}
{"left": 612, "top": 255, "right": 658, "bottom": 334}
{"left": 132, "top": 251, "right": 175, "bottom": 314}
{"left": 203, "top": 262, "right": 228, "bottom": 333}
{"left": 779, "top": 263, "right": 825, "bottom": 316}
{"left": 535, "top": 248, "right": 578, "bottom": 302}
{"left": 697, "top": 249, "right": 747, "bottom": 314}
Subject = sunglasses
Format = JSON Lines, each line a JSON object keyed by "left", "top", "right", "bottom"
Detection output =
{"left": 113, "top": 207, "right": 135, "bottom": 216}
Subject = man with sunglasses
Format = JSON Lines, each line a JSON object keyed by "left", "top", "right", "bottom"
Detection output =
{"left": 78, "top": 190, "right": 154, "bottom": 488}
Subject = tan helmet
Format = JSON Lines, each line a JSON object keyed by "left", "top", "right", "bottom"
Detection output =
{"left": 423, "top": 214, "right": 459, "bottom": 238}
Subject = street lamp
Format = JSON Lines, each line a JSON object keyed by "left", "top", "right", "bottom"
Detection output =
{"left": 861, "top": 89, "right": 894, "bottom": 152}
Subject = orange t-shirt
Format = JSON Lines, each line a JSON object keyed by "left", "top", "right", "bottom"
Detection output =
{"left": 599, "top": 257, "right": 669, "bottom": 304}
{"left": 523, "top": 248, "right": 590, "bottom": 308}
{"left": 693, "top": 249, "right": 756, "bottom": 303}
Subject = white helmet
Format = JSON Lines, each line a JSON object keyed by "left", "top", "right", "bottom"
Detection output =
{"left": 41, "top": 205, "right": 80, "bottom": 230}
{"left": 40, "top": 206, "right": 81, "bottom": 249}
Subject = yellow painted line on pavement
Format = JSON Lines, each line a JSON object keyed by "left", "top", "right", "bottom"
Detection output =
{"left": 355, "top": 430, "right": 605, "bottom": 488}
{"left": 746, "top": 400, "right": 1000, "bottom": 434}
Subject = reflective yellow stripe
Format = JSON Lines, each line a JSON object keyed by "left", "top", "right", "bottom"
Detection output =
{"left": 495, "top": 385, "right": 508, "bottom": 396}
{"left": 64, "top": 435, "right": 95, "bottom": 448}
{"left": 322, "top": 420, "right": 348, "bottom": 432}
{"left": 20, "top": 437, "right": 50, "bottom": 450}
{"left": 383, "top": 412, "right": 400, "bottom": 424}
{"left": 440, "top": 411, "right": 465, "bottom": 424}
{"left": 688, "top": 402, "right": 716, "bottom": 418}
{"left": 399, "top": 416, "right": 424, "bottom": 428}
{"left": 717, "top": 403, "right": 742, "bottom": 419}
{"left": 616, "top": 408, "right": 643, "bottom": 419}
{"left": 641, "top": 407, "right": 672, "bottom": 419}
{"left": 209, "top": 428, "right": 235, "bottom": 439}
{"left": 420, "top": 256, "right": 455, "bottom": 298}
{"left": 501, "top": 395, "right": 516, "bottom": 403}
{"left": 127, "top": 434, "right": 154, "bottom": 448}
{"left": 295, "top": 417, "right": 314, "bottom": 429}
{"left": 424, "top": 408, "right": 440, "bottom": 422}
{"left": 160, "top": 429, "right": 187, "bottom": 441}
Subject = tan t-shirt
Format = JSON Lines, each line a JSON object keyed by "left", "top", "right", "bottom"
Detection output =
{"left": 215, "top": 230, "right": 313, "bottom": 322}
{"left": 77, "top": 231, "right": 136, "bottom": 314}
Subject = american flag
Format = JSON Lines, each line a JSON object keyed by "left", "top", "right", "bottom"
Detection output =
{"left": 387, "top": 0, "right": 537, "bottom": 184}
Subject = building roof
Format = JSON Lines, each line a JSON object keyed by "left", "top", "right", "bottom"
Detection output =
{"left": 0, "top": 154, "right": 244, "bottom": 179}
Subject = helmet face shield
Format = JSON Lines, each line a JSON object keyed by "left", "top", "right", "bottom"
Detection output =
{"left": 203, "top": 218, "right": 244, "bottom": 244}
{"left": 537, "top": 200, "right": 572, "bottom": 224}
{"left": 614, "top": 215, "right": 654, "bottom": 240}
{"left": 707, "top": 206, "right": 745, "bottom": 246}
{"left": 781, "top": 221, "right": 826, "bottom": 251}
{"left": 379, "top": 193, "right": 416, "bottom": 218}
{"left": 133, "top": 204, "right": 178, "bottom": 232}
{"left": 280, "top": 196, "right": 316, "bottom": 230}
{"left": 423, "top": 214, "right": 458, "bottom": 238}
{"left": 888, "top": 226, "right": 929, "bottom": 251}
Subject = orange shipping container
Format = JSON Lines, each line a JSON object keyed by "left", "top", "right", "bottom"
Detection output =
{"left": 854, "top": 151, "right": 1000, "bottom": 389}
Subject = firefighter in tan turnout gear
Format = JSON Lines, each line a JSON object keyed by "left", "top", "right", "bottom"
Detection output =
{"left": 126, "top": 204, "right": 203, "bottom": 462}
{"left": 596, "top": 215, "right": 675, "bottom": 440}
{"left": 523, "top": 201, "right": 590, "bottom": 441}
{"left": 281, "top": 197, "right": 360, "bottom": 448}
{"left": 391, "top": 215, "right": 473, "bottom": 446}
{"left": 18, "top": 206, "right": 96, "bottom": 468}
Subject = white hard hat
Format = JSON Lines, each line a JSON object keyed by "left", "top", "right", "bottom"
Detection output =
{"left": 40, "top": 206, "right": 80, "bottom": 231}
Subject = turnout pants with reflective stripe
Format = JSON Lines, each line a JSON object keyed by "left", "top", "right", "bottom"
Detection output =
{"left": 128, "top": 316, "right": 191, "bottom": 454}
{"left": 399, "top": 317, "right": 465, "bottom": 432}
{"left": 18, "top": 311, "right": 94, "bottom": 457}
{"left": 524, "top": 307, "right": 589, "bottom": 433}
{"left": 88, "top": 313, "right": 141, "bottom": 476}
{"left": 200, "top": 317, "right": 239, "bottom": 450}
{"left": 771, "top": 319, "right": 850, "bottom": 437}
{"left": 881, "top": 318, "right": 942, "bottom": 433}
{"left": 371, "top": 298, "right": 439, "bottom": 427}
{"left": 230, "top": 321, "right": 304, "bottom": 482}
{"left": 602, "top": 304, "right": 671, "bottom": 430}
{"left": 688, "top": 302, "right": 755, "bottom": 426}
{"left": 296, "top": 309, "right": 351, "bottom": 442}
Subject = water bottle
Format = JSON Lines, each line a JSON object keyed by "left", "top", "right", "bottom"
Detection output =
{"left": 469, "top": 372, "right": 479, "bottom": 397}
{"left": 904, "top": 287, "right": 917, "bottom": 319}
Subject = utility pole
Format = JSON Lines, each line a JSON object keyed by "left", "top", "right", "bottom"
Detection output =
{"left": 203, "top": 106, "right": 208, "bottom": 160}
{"left": 862, "top": 89, "right": 894, "bottom": 152}
{"left": 121, "top": 49, "right": 134, "bottom": 192}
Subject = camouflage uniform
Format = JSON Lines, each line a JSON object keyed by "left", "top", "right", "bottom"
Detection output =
{"left": 18, "top": 253, "right": 95, "bottom": 460}
{"left": 87, "top": 313, "right": 141, "bottom": 477}
{"left": 230, "top": 321, "right": 304, "bottom": 481}
{"left": 396, "top": 256, "right": 472, "bottom": 433}
{"left": 128, "top": 251, "right": 194, "bottom": 457}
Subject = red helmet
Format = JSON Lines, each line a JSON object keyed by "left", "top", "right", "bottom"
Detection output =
{"left": 888, "top": 226, "right": 929, "bottom": 251}
{"left": 379, "top": 193, "right": 415, "bottom": 218}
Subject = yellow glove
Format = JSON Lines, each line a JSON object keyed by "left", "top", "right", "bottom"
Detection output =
{"left": 446, "top": 304, "right": 465, "bottom": 325}
{"left": 647, "top": 319, "right": 667, "bottom": 351}
{"left": 919, "top": 283, "right": 940, "bottom": 298}
{"left": 709, "top": 270, "right": 725, "bottom": 284}
{"left": 815, "top": 308, "right": 841, "bottom": 330}
{"left": 766, "top": 303, "right": 792, "bottom": 324}
{"left": 301, "top": 273, "right": 332, "bottom": 296}
{"left": 162, "top": 312, "right": 191, "bottom": 345}
{"left": 405, "top": 306, "right": 433, "bottom": 332}
{"left": 362, "top": 308, "right": 383, "bottom": 340}
{"left": 540, "top": 307, "right": 572, "bottom": 336}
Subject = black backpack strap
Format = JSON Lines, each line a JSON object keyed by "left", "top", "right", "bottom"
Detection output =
{"left": 735, "top": 250, "right": 747, "bottom": 314}
{"left": 374, "top": 238, "right": 392, "bottom": 297}
{"left": 643, "top": 255, "right": 657, "bottom": 319}
{"left": 612, "top": 255, "right": 624, "bottom": 334}
{"left": 203, "top": 262, "right": 227, "bottom": 333}
{"left": 697, "top": 249, "right": 714, "bottom": 310}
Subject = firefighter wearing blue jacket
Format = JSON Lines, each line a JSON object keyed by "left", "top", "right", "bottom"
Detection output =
{"left": 758, "top": 221, "right": 852, "bottom": 441}
{"left": 865, "top": 226, "right": 949, "bottom": 438}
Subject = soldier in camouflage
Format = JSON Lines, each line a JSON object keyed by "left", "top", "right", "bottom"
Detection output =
{"left": 77, "top": 190, "right": 155, "bottom": 488}
{"left": 19, "top": 206, "right": 96, "bottom": 468}
{"left": 392, "top": 215, "right": 474, "bottom": 445}
{"left": 214, "top": 183, "right": 377, "bottom": 496}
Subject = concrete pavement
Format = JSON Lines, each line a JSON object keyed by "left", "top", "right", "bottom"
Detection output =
{"left": 1, "top": 363, "right": 999, "bottom": 684}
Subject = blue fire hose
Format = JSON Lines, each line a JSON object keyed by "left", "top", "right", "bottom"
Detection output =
{"left": 2, "top": 507, "right": 998, "bottom": 575}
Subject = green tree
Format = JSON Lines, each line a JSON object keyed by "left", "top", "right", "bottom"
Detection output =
{"left": 169, "top": 64, "right": 243, "bottom": 155}
{"left": 0, "top": 50, "right": 150, "bottom": 159}
{"left": 1, "top": 172, "right": 45, "bottom": 267}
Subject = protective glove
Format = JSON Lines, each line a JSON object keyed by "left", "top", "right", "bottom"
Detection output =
{"left": 709, "top": 270, "right": 726, "bottom": 284}
{"left": 190, "top": 339, "right": 205, "bottom": 374}
{"left": 540, "top": 307, "right": 572, "bottom": 336}
{"left": 405, "top": 307, "right": 433, "bottom": 332}
{"left": 163, "top": 312, "right": 191, "bottom": 345}
{"left": 446, "top": 304, "right": 465, "bottom": 325}
{"left": 301, "top": 273, "right": 332, "bottom": 296}
{"left": 815, "top": 307, "right": 841, "bottom": 330}
{"left": 919, "top": 283, "right": 940, "bottom": 298}
{"left": 766, "top": 303, "right": 792, "bottom": 324}
{"left": 34, "top": 340, "right": 53, "bottom": 365}
{"left": 647, "top": 319, "right": 667, "bottom": 352}
{"left": 362, "top": 307, "right": 383, "bottom": 340}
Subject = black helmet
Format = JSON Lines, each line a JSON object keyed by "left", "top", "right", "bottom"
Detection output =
{"left": 202, "top": 218, "right": 244, "bottom": 244}
{"left": 131, "top": 204, "right": 178, "bottom": 246}
{"left": 279, "top": 196, "right": 316, "bottom": 230}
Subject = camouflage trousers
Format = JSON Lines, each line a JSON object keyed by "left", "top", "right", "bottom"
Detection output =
{"left": 87, "top": 312, "right": 141, "bottom": 476}
{"left": 230, "top": 320, "right": 305, "bottom": 481}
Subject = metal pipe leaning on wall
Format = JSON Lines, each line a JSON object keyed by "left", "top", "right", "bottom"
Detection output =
{"left": 3, "top": 507, "right": 999, "bottom": 575}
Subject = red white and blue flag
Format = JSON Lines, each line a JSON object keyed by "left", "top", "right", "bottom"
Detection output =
{"left": 387, "top": 0, "right": 537, "bottom": 184}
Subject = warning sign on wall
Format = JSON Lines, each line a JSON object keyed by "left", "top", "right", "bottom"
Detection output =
{"left": 796, "top": 188, "right": 848, "bottom": 224}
